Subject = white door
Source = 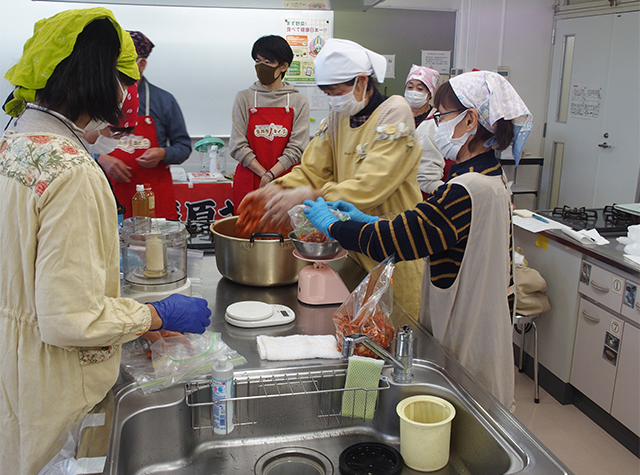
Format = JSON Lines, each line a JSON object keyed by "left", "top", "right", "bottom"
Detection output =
{"left": 540, "top": 12, "right": 640, "bottom": 209}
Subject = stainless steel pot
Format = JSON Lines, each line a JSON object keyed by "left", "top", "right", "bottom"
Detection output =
{"left": 211, "top": 216, "right": 306, "bottom": 287}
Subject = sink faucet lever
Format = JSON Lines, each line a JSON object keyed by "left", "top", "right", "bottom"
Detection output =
{"left": 394, "top": 325, "right": 414, "bottom": 382}
{"left": 342, "top": 325, "right": 414, "bottom": 383}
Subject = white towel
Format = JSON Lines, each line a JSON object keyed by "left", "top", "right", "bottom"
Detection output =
{"left": 561, "top": 225, "right": 609, "bottom": 245}
{"left": 256, "top": 334, "right": 341, "bottom": 361}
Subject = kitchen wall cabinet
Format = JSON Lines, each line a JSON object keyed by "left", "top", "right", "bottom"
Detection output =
{"left": 570, "top": 298, "right": 623, "bottom": 411}
{"left": 611, "top": 324, "right": 640, "bottom": 436}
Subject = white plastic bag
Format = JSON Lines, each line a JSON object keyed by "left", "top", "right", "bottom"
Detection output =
{"left": 287, "top": 203, "right": 349, "bottom": 241}
{"left": 120, "top": 331, "right": 246, "bottom": 394}
{"left": 617, "top": 224, "right": 640, "bottom": 255}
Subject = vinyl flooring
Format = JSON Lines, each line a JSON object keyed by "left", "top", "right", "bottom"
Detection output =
{"left": 513, "top": 370, "right": 640, "bottom": 475}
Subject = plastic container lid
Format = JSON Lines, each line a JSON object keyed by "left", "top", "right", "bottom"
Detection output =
{"left": 194, "top": 135, "right": 225, "bottom": 152}
{"left": 339, "top": 442, "right": 403, "bottom": 475}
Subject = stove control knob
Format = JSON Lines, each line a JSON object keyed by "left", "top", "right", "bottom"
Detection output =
{"left": 598, "top": 142, "right": 612, "bottom": 149}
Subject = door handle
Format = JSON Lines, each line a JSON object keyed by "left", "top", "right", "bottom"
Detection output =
{"left": 581, "top": 309, "right": 601, "bottom": 323}
{"left": 590, "top": 280, "right": 610, "bottom": 293}
{"left": 597, "top": 142, "right": 612, "bottom": 149}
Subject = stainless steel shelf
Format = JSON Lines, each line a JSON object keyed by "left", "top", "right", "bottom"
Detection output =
{"left": 184, "top": 368, "right": 391, "bottom": 431}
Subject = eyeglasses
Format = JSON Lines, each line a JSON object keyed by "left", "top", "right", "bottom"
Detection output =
{"left": 429, "top": 109, "right": 467, "bottom": 126}
{"left": 107, "top": 129, "right": 127, "bottom": 139}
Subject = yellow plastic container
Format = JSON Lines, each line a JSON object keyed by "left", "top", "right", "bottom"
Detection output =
{"left": 396, "top": 395, "right": 456, "bottom": 472}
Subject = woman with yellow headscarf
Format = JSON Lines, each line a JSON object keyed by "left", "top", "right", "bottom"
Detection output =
{"left": 0, "top": 9, "right": 211, "bottom": 473}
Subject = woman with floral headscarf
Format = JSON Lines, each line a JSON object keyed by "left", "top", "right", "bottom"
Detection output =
{"left": 403, "top": 64, "right": 448, "bottom": 195}
{"left": 304, "top": 71, "right": 533, "bottom": 411}
{"left": 0, "top": 9, "right": 211, "bottom": 473}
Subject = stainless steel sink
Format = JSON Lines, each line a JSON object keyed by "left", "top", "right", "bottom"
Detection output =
{"left": 105, "top": 359, "right": 540, "bottom": 475}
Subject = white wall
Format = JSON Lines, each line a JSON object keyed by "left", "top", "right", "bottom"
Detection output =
{"left": 381, "top": 0, "right": 556, "bottom": 158}
{"left": 1, "top": 0, "right": 555, "bottom": 159}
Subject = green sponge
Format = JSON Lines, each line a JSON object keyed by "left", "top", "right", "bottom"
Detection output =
{"left": 341, "top": 356, "right": 384, "bottom": 420}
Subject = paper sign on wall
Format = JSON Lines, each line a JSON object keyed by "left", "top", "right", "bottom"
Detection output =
{"left": 284, "top": 18, "right": 332, "bottom": 83}
{"left": 569, "top": 84, "right": 602, "bottom": 120}
{"left": 383, "top": 54, "right": 396, "bottom": 79}
{"left": 421, "top": 50, "right": 451, "bottom": 75}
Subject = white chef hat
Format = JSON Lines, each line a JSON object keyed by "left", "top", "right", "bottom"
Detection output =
{"left": 313, "top": 38, "right": 387, "bottom": 86}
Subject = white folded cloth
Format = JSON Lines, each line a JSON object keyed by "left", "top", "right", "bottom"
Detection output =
{"left": 561, "top": 226, "right": 609, "bottom": 245}
{"left": 256, "top": 334, "right": 341, "bottom": 361}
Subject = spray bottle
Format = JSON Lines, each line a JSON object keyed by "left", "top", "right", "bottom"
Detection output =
{"left": 212, "top": 355, "right": 234, "bottom": 435}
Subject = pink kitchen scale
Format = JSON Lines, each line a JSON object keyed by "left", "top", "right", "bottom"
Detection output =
{"left": 293, "top": 249, "right": 351, "bottom": 305}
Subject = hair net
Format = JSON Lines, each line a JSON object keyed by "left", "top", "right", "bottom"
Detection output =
{"left": 313, "top": 38, "right": 386, "bottom": 86}
{"left": 405, "top": 64, "right": 440, "bottom": 96}
{"left": 449, "top": 71, "right": 533, "bottom": 164}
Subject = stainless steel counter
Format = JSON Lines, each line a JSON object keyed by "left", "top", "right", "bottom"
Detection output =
{"left": 105, "top": 254, "right": 573, "bottom": 475}
{"left": 540, "top": 229, "right": 640, "bottom": 278}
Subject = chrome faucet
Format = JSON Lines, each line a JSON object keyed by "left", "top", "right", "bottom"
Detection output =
{"left": 342, "top": 325, "right": 414, "bottom": 382}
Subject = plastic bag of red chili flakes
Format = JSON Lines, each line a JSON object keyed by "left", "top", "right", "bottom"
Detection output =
{"left": 288, "top": 204, "right": 349, "bottom": 242}
{"left": 333, "top": 256, "right": 396, "bottom": 358}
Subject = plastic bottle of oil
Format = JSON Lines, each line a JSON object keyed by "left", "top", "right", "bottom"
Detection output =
{"left": 143, "top": 183, "right": 156, "bottom": 218}
{"left": 132, "top": 184, "right": 150, "bottom": 217}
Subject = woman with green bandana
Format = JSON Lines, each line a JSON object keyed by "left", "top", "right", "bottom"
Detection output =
{"left": 0, "top": 9, "right": 211, "bottom": 473}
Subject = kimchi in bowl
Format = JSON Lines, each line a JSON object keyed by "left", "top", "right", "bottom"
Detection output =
{"left": 288, "top": 231, "right": 344, "bottom": 260}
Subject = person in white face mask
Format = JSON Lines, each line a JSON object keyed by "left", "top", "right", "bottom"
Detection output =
{"left": 246, "top": 38, "right": 424, "bottom": 318}
{"left": 84, "top": 83, "right": 138, "bottom": 157}
{"left": 403, "top": 65, "right": 446, "bottom": 195}
{"left": 303, "top": 71, "right": 533, "bottom": 412}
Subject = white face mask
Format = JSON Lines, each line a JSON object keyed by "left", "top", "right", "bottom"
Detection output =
{"left": 84, "top": 83, "right": 127, "bottom": 132}
{"left": 328, "top": 84, "right": 366, "bottom": 116}
{"left": 434, "top": 110, "right": 477, "bottom": 162}
{"left": 404, "top": 90, "right": 429, "bottom": 109}
{"left": 85, "top": 134, "right": 121, "bottom": 155}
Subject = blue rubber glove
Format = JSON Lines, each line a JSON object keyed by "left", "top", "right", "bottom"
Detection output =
{"left": 303, "top": 197, "right": 340, "bottom": 236}
{"left": 327, "top": 200, "right": 378, "bottom": 224}
{"left": 150, "top": 294, "right": 211, "bottom": 334}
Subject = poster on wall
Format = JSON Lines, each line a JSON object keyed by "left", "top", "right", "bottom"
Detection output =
{"left": 569, "top": 84, "right": 602, "bottom": 120}
{"left": 283, "top": 18, "right": 332, "bottom": 82}
{"left": 421, "top": 50, "right": 451, "bottom": 75}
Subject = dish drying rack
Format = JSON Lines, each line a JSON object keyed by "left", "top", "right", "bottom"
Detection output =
{"left": 184, "top": 368, "right": 390, "bottom": 432}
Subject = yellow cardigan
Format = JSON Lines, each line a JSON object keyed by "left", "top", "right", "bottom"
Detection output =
{"left": 275, "top": 95, "right": 424, "bottom": 317}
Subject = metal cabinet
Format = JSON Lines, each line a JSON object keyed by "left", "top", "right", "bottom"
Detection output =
{"left": 570, "top": 298, "right": 624, "bottom": 411}
{"left": 500, "top": 157, "right": 543, "bottom": 210}
{"left": 578, "top": 260, "right": 624, "bottom": 313}
{"left": 611, "top": 324, "right": 640, "bottom": 436}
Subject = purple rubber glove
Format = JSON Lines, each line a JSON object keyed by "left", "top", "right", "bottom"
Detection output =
{"left": 150, "top": 294, "right": 211, "bottom": 334}
{"left": 303, "top": 197, "right": 340, "bottom": 236}
{"left": 327, "top": 200, "right": 378, "bottom": 224}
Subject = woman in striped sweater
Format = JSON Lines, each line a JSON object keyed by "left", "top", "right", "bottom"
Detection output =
{"left": 304, "top": 71, "right": 533, "bottom": 412}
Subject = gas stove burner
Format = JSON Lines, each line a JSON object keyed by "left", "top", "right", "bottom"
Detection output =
{"left": 603, "top": 205, "right": 640, "bottom": 227}
{"left": 185, "top": 219, "right": 215, "bottom": 252}
{"left": 552, "top": 205, "right": 597, "bottom": 221}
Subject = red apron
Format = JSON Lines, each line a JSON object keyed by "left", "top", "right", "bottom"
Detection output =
{"left": 109, "top": 115, "right": 177, "bottom": 220}
{"left": 233, "top": 105, "right": 294, "bottom": 207}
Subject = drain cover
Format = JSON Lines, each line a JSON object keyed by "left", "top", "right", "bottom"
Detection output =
{"left": 255, "top": 447, "right": 334, "bottom": 475}
{"left": 339, "top": 442, "right": 403, "bottom": 475}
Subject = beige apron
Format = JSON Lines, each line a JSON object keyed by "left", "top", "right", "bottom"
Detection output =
{"left": 419, "top": 171, "right": 515, "bottom": 411}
